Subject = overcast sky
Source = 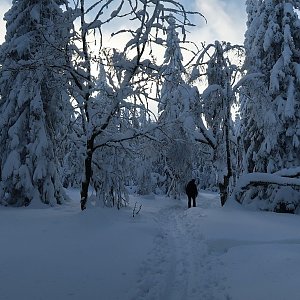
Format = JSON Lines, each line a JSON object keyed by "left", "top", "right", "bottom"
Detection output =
{"left": 0, "top": 0, "right": 247, "bottom": 48}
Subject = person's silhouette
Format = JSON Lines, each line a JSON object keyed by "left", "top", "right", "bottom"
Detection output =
{"left": 185, "top": 179, "right": 198, "bottom": 208}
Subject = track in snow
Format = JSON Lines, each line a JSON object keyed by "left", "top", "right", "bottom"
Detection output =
{"left": 133, "top": 196, "right": 229, "bottom": 300}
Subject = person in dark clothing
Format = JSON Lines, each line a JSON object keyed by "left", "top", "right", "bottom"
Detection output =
{"left": 185, "top": 179, "right": 198, "bottom": 208}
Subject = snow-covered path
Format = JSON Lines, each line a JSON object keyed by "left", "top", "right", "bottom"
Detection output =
{"left": 1, "top": 190, "right": 300, "bottom": 300}
{"left": 132, "top": 192, "right": 300, "bottom": 300}
{"left": 133, "top": 193, "right": 229, "bottom": 300}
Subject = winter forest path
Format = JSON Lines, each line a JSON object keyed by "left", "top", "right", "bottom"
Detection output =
{"left": 132, "top": 192, "right": 230, "bottom": 300}
{"left": 2, "top": 190, "right": 300, "bottom": 300}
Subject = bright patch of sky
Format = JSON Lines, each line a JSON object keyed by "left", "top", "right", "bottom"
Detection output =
{"left": 194, "top": 0, "right": 247, "bottom": 44}
{"left": 0, "top": 0, "right": 246, "bottom": 46}
{"left": 0, "top": 0, "right": 10, "bottom": 43}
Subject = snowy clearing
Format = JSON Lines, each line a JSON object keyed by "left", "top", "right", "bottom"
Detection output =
{"left": 1, "top": 189, "right": 300, "bottom": 300}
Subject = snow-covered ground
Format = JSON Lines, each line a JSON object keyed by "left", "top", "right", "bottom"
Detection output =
{"left": 1, "top": 189, "right": 300, "bottom": 300}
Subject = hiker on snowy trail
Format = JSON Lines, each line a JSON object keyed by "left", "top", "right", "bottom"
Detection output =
{"left": 185, "top": 179, "right": 198, "bottom": 208}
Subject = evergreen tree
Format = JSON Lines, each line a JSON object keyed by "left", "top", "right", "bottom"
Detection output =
{"left": 157, "top": 15, "right": 199, "bottom": 198}
{"left": 239, "top": 0, "right": 300, "bottom": 212}
{"left": 240, "top": 0, "right": 272, "bottom": 175}
{"left": 0, "top": 0, "right": 71, "bottom": 206}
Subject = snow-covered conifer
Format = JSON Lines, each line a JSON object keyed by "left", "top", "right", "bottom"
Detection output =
{"left": 157, "top": 15, "right": 199, "bottom": 198}
{"left": 239, "top": 0, "right": 300, "bottom": 212}
{"left": 240, "top": 0, "right": 272, "bottom": 172}
{"left": 0, "top": 0, "right": 72, "bottom": 206}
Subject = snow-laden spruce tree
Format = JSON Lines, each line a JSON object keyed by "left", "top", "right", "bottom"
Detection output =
{"left": 238, "top": 0, "right": 300, "bottom": 212}
{"left": 239, "top": 0, "right": 271, "bottom": 175}
{"left": 157, "top": 15, "right": 199, "bottom": 198}
{"left": 0, "top": 0, "right": 72, "bottom": 206}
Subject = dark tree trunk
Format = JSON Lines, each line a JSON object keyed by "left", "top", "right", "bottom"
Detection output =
{"left": 219, "top": 175, "right": 230, "bottom": 206}
{"left": 219, "top": 91, "right": 233, "bottom": 207}
{"left": 80, "top": 140, "right": 93, "bottom": 210}
{"left": 79, "top": 0, "right": 93, "bottom": 211}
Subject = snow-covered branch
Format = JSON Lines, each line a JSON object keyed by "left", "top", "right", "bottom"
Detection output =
{"left": 233, "top": 172, "right": 300, "bottom": 203}
{"left": 232, "top": 72, "right": 264, "bottom": 95}
{"left": 93, "top": 124, "right": 159, "bottom": 150}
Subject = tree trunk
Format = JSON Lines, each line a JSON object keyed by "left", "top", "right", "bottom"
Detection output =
{"left": 219, "top": 86, "right": 233, "bottom": 207}
{"left": 79, "top": 0, "right": 93, "bottom": 211}
{"left": 80, "top": 140, "right": 93, "bottom": 210}
{"left": 219, "top": 175, "right": 230, "bottom": 206}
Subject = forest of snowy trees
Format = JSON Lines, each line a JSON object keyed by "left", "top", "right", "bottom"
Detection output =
{"left": 1, "top": 0, "right": 300, "bottom": 213}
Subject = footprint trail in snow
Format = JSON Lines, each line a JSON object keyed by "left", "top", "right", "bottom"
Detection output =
{"left": 133, "top": 197, "right": 229, "bottom": 300}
